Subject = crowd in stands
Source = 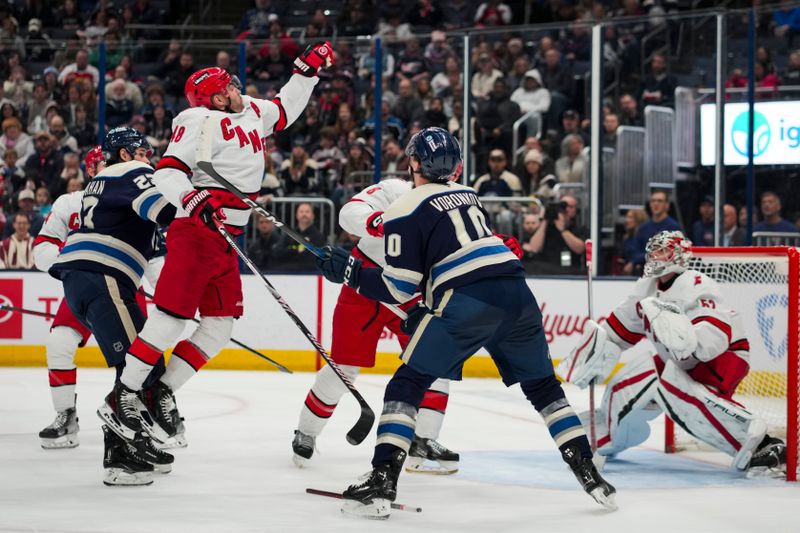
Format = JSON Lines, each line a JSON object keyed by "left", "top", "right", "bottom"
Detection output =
{"left": 1, "top": 0, "right": 799, "bottom": 273}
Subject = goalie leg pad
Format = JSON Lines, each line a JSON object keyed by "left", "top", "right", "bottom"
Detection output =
{"left": 595, "top": 355, "right": 660, "bottom": 457}
{"left": 654, "top": 359, "right": 763, "bottom": 459}
{"left": 556, "top": 320, "right": 621, "bottom": 389}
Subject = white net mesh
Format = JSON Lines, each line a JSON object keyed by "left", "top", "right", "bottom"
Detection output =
{"left": 671, "top": 249, "right": 798, "bottom": 480}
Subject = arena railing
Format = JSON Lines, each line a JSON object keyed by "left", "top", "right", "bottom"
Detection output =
{"left": 752, "top": 232, "right": 800, "bottom": 247}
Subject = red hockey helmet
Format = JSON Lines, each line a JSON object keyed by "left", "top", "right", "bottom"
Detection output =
{"left": 184, "top": 67, "right": 241, "bottom": 109}
{"left": 83, "top": 145, "right": 105, "bottom": 176}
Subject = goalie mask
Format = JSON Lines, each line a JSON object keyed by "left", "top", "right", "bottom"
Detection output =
{"left": 643, "top": 230, "right": 693, "bottom": 278}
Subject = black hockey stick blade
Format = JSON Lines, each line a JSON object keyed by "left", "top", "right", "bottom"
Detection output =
{"left": 211, "top": 218, "right": 375, "bottom": 444}
{"left": 306, "top": 488, "right": 422, "bottom": 513}
{"left": 196, "top": 160, "right": 326, "bottom": 258}
{"left": 346, "top": 403, "right": 376, "bottom": 446}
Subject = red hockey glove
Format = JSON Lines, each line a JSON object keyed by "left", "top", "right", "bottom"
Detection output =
{"left": 496, "top": 233, "right": 523, "bottom": 259}
{"left": 293, "top": 41, "right": 335, "bottom": 77}
{"left": 182, "top": 189, "right": 226, "bottom": 233}
{"left": 365, "top": 211, "right": 384, "bottom": 237}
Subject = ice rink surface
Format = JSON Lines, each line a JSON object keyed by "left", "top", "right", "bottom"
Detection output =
{"left": 1, "top": 367, "right": 797, "bottom": 533}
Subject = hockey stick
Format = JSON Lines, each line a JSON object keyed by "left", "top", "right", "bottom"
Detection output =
{"left": 195, "top": 159, "right": 408, "bottom": 321}
{"left": 0, "top": 304, "right": 54, "bottom": 319}
{"left": 210, "top": 216, "right": 375, "bottom": 445}
{"left": 585, "top": 240, "right": 597, "bottom": 452}
{"left": 305, "top": 488, "right": 422, "bottom": 513}
{"left": 138, "top": 291, "right": 291, "bottom": 374}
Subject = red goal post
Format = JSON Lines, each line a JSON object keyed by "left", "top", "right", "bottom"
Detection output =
{"left": 663, "top": 247, "right": 798, "bottom": 481}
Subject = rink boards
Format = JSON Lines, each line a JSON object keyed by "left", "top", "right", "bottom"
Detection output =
{"left": 0, "top": 272, "right": 789, "bottom": 382}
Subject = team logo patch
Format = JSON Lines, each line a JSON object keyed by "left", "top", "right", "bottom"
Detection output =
{"left": 755, "top": 293, "right": 788, "bottom": 360}
{"left": 0, "top": 279, "right": 23, "bottom": 339}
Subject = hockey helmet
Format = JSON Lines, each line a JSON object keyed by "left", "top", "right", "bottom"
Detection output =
{"left": 405, "top": 127, "right": 462, "bottom": 183}
{"left": 184, "top": 67, "right": 242, "bottom": 109}
{"left": 644, "top": 230, "right": 693, "bottom": 278}
{"left": 102, "top": 126, "right": 153, "bottom": 161}
{"left": 83, "top": 145, "right": 105, "bottom": 177}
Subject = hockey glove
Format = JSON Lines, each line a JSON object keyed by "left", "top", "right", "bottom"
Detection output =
{"left": 400, "top": 303, "right": 429, "bottom": 336}
{"left": 316, "top": 246, "right": 361, "bottom": 287}
{"left": 182, "top": 189, "right": 226, "bottom": 233}
{"left": 365, "top": 211, "right": 384, "bottom": 237}
{"left": 640, "top": 297, "right": 698, "bottom": 361}
{"left": 496, "top": 233, "right": 523, "bottom": 259}
{"left": 293, "top": 41, "right": 335, "bottom": 77}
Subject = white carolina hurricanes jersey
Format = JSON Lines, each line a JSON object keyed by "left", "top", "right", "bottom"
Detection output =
{"left": 153, "top": 75, "right": 318, "bottom": 227}
{"left": 33, "top": 191, "right": 83, "bottom": 272}
{"left": 339, "top": 178, "right": 412, "bottom": 269}
{"left": 602, "top": 270, "right": 749, "bottom": 370}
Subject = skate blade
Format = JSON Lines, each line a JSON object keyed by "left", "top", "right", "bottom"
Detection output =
{"left": 405, "top": 462, "right": 458, "bottom": 475}
{"left": 97, "top": 406, "right": 138, "bottom": 441}
{"left": 746, "top": 465, "right": 787, "bottom": 479}
{"left": 340, "top": 498, "right": 391, "bottom": 520}
{"left": 40, "top": 435, "right": 79, "bottom": 449}
{"left": 103, "top": 468, "right": 154, "bottom": 486}
{"left": 137, "top": 409, "right": 171, "bottom": 444}
{"left": 152, "top": 463, "right": 172, "bottom": 474}
{"left": 156, "top": 433, "right": 188, "bottom": 450}
{"left": 589, "top": 488, "right": 618, "bottom": 511}
{"left": 293, "top": 453, "right": 311, "bottom": 468}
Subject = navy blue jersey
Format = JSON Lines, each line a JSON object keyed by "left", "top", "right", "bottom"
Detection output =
{"left": 51, "top": 161, "right": 176, "bottom": 287}
{"left": 358, "top": 182, "right": 523, "bottom": 308}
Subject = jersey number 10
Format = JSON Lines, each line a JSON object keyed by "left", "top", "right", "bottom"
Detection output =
{"left": 386, "top": 206, "right": 492, "bottom": 257}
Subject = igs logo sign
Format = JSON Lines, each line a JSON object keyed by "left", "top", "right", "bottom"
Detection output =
{"left": 0, "top": 279, "right": 23, "bottom": 339}
{"left": 731, "top": 110, "right": 770, "bottom": 158}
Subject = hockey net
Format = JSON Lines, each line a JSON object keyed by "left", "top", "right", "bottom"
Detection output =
{"left": 664, "top": 247, "right": 799, "bottom": 481}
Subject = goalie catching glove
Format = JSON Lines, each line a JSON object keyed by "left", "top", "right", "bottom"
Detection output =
{"left": 182, "top": 189, "right": 226, "bottom": 232}
{"left": 556, "top": 320, "right": 621, "bottom": 389}
{"left": 639, "top": 296, "right": 698, "bottom": 361}
{"left": 294, "top": 41, "right": 335, "bottom": 77}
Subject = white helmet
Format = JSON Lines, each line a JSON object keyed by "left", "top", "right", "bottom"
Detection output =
{"left": 643, "top": 230, "right": 693, "bottom": 278}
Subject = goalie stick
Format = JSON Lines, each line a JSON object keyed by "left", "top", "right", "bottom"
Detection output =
{"left": 138, "top": 291, "right": 291, "bottom": 373}
{"left": 209, "top": 216, "right": 375, "bottom": 445}
{"left": 195, "top": 157, "right": 408, "bottom": 321}
{"left": 305, "top": 488, "right": 422, "bottom": 513}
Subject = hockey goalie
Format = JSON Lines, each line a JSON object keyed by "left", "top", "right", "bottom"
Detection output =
{"left": 557, "top": 230, "right": 786, "bottom": 475}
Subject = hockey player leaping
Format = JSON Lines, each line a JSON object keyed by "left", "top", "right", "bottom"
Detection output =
{"left": 101, "top": 42, "right": 333, "bottom": 445}
{"left": 316, "top": 127, "right": 616, "bottom": 519}
{"left": 50, "top": 127, "right": 177, "bottom": 486}
{"left": 558, "top": 230, "right": 786, "bottom": 474}
{"left": 292, "top": 176, "right": 461, "bottom": 474}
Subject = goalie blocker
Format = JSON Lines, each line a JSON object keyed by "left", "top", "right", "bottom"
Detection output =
{"left": 557, "top": 230, "right": 787, "bottom": 473}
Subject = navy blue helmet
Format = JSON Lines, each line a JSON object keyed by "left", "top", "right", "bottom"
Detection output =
{"left": 405, "top": 127, "right": 462, "bottom": 183}
{"left": 102, "top": 127, "right": 153, "bottom": 161}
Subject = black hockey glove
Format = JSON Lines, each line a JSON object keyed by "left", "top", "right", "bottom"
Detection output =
{"left": 401, "top": 303, "right": 429, "bottom": 335}
{"left": 316, "top": 246, "right": 361, "bottom": 287}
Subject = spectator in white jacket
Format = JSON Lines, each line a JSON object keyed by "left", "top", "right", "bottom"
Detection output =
{"left": 510, "top": 69, "right": 551, "bottom": 115}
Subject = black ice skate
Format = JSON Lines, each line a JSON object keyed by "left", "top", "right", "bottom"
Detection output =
{"left": 292, "top": 430, "right": 316, "bottom": 468}
{"left": 747, "top": 434, "right": 787, "bottom": 477}
{"left": 406, "top": 436, "right": 459, "bottom": 474}
{"left": 341, "top": 450, "right": 406, "bottom": 520}
{"left": 562, "top": 445, "right": 618, "bottom": 511}
{"left": 132, "top": 433, "right": 174, "bottom": 474}
{"left": 39, "top": 407, "right": 79, "bottom": 449}
{"left": 98, "top": 382, "right": 169, "bottom": 443}
{"left": 102, "top": 425, "right": 154, "bottom": 486}
{"left": 141, "top": 381, "right": 184, "bottom": 447}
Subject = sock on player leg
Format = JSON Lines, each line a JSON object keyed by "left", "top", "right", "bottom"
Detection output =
{"left": 298, "top": 363, "right": 360, "bottom": 437}
{"left": 161, "top": 316, "right": 233, "bottom": 392}
{"left": 415, "top": 378, "right": 449, "bottom": 439}
{"left": 521, "top": 375, "right": 592, "bottom": 459}
{"left": 120, "top": 309, "right": 186, "bottom": 390}
{"left": 46, "top": 326, "right": 83, "bottom": 411}
{"left": 373, "top": 364, "right": 436, "bottom": 467}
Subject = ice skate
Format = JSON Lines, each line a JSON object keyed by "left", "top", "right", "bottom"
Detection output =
{"left": 132, "top": 433, "right": 174, "bottom": 474}
{"left": 97, "top": 382, "right": 147, "bottom": 441}
{"left": 747, "top": 434, "right": 787, "bottom": 478}
{"left": 141, "top": 381, "right": 183, "bottom": 447}
{"left": 292, "top": 430, "right": 315, "bottom": 467}
{"left": 341, "top": 450, "right": 405, "bottom": 520}
{"left": 405, "top": 436, "right": 459, "bottom": 474}
{"left": 102, "top": 425, "right": 154, "bottom": 486}
{"left": 562, "top": 445, "right": 618, "bottom": 511}
{"left": 39, "top": 408, "right": 79, "bottom": 449}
